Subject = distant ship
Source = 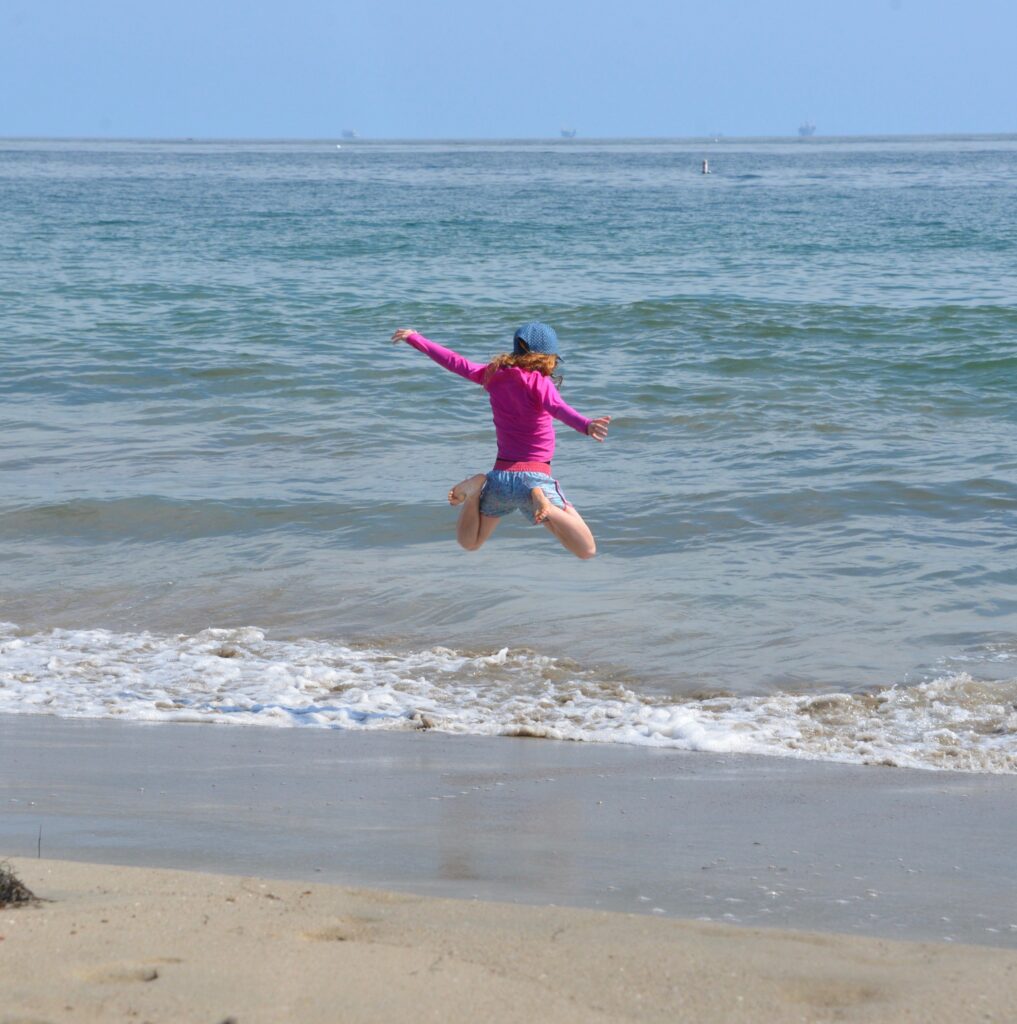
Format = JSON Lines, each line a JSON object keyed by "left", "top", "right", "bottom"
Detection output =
{"left": 341, "top": 129, "right": 358, "bottom": 140}
{"left": 798, "top": 122, "right": 816, "bottom": 138}
{"left": 560, "top": 128, "right": 577, "bottom": 139}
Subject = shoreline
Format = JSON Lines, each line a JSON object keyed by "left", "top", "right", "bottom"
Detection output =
{"left": 3, "top": 857, "right": 1017, "bottom": 1023}
{"left": 3, "top": 713, "right": 1016, "bottom": 949}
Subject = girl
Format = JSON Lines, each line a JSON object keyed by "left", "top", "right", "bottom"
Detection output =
{"left": 390, "top": 322, "right": 610, "bottom": 559}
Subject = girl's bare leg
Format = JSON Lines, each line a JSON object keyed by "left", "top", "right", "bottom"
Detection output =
{"left": 449, "top": 474, "right": 499, "bottom": 551}
{"left": 531, "top": 488, "right": 596, "bottom": 559}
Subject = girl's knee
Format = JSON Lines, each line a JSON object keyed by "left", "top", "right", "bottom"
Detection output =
{"left": 562, "top": 531, "right": 596, "bottom": 559}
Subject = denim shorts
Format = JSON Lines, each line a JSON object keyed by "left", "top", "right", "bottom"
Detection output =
{"left": 479, "top": 470, "right": 570, "bottom": 520}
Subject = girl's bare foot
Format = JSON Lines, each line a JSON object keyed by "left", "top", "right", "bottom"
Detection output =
{"left": 531, "top": 486, "right": 554, "bottom": 524}
{"left": 448, "top": 473, "right": 487, "bottom": 506}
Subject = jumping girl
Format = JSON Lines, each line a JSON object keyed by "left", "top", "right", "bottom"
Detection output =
{"left": 390, "top": 322, "right": 611, "bottom": 559}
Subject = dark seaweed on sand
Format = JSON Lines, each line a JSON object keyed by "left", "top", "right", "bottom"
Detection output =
{"left": 0, "top": 861, "right": 36, "bottom": 906}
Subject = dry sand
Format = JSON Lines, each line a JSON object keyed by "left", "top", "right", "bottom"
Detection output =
{"left": 2, "top": 857, "right": 1016, "bottom": 1024}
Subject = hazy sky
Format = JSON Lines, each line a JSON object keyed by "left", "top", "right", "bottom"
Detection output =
{"left": 1, "top": 0, "right": 1013, "bottom": 138}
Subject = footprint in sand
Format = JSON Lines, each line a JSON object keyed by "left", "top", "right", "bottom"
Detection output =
{"left": 75, "top": 960, "right": 174, "bottom": 983}
{"left": 303, "top": 924, "right": 354, "bottom": 943}
{"left": 302, "top": 914, "right": 385, "bottom": 943}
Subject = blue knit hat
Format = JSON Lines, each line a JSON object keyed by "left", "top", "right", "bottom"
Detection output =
{"left": 513, "top": 321, "right": 561, "bottom": 358}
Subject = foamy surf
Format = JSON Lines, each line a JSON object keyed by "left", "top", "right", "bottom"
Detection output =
{"left": 0, "top": 624, "right": 1014, "bottom": 774}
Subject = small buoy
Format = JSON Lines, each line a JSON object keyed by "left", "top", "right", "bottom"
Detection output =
{"left": 702, "top": 159, "right": 710, "bottom": 175}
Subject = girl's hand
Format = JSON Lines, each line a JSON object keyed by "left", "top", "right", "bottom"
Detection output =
{"left": 390, "top": 328, "right": 417, "bottom": 344}
{"left": 587, "top": 416, "right": 611, "bottom": 442}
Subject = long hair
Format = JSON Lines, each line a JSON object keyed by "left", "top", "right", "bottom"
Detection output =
{"left": 483, "top": 352, "right": 561, "bottom": 387}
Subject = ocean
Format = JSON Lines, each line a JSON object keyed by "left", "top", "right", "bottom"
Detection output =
{"left": 1, "top": 135, "right": 1015, "bottom": 773}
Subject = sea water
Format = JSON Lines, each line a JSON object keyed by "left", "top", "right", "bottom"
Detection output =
{"left": 1, "top": 136, "right": 1015, "bottom": 772}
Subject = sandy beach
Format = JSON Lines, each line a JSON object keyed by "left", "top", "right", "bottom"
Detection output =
{"left": 2, "top": 716, "right": 1017, "bottom": 1020}
{"left": 2, "top": 857, "right": 1016, "bottom": 1023}
{"left": 4, "top": 715, "right": 1017, "bottom": 946}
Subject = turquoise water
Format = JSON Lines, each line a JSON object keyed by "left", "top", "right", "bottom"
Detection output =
{"left": 1, "top": 137, "right": 1015, "bottom": 770}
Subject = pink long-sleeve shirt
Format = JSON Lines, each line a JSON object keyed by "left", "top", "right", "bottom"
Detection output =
{"left": 405, "top": 332, "right": 591, "bottom": 464}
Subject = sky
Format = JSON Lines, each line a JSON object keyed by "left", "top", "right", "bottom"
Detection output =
{"left": 1, "top": 0, "right": 1014, "bottom": 139}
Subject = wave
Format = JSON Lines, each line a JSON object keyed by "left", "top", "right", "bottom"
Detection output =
{"left": 15, "top": 474, "right": 1006, "bottom": 548}
{"left": 0, "top": 497, "right": 396, "bottom": 543}
{"left": 1, "top": 624, "right": 1013, "bottom": 775}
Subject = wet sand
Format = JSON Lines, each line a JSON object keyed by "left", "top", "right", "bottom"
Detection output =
{"left": 2, "top": 714, "right": 1016, "bottom": 947}
{"left": 4, "top": 715, "right": 1017, "bottom": 1020}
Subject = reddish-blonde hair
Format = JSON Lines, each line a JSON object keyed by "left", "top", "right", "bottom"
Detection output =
{"left": 483, "top": 352, "right": 558, "bottom": 386}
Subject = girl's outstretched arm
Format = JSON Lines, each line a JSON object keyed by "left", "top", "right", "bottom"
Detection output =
{"left": 532, "top": 374, "right": 610, "bottom": 441}
{"left": 391, "top": 328, "right": 486, "bottom": 384}
{"left": 586, "top": 416, "right": 611, "bottom": 442}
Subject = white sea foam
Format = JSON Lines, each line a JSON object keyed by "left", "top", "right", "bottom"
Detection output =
{"left": 0, "top": 624, "right": 1014, "bottom": 774}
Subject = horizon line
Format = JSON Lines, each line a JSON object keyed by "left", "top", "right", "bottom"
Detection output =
{"left": 2, "top": 130, "right": 1016, "bottom": 145}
